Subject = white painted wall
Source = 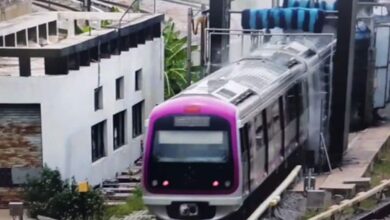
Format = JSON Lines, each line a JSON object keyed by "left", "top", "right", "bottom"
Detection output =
{"left": 0, "top": 38, "right": 164, "bottom": 185}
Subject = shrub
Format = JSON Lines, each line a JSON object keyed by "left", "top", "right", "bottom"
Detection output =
{"left": 163, "top": 19, "right": 200, "bottom": 99}
{"left": 24, "top": 166, "right": 104, "bottom": 220}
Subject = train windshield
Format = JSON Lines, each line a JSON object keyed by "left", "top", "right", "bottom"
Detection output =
{"left": 151, "top": 115, "right": 232, "bottom": 163}
{"left": 153, "top": 130, "right": 229, "bottom": 163}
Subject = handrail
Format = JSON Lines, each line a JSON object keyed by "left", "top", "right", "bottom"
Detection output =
{"left": 309, "top": 179, "right": 390, "bottom": 220}
{"left": 247, "top": 165, "right": 302, "bottom": 220}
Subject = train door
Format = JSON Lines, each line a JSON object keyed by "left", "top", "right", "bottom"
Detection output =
{"left": 374, "top": 24, "right": 390, "bottom": 108}
{"left": 249, "top": 111, "right": 267, "bottom": 190}
{"left": 266, "top": 99, "right": 284, "bottom": 173}
{"left": 239, "top": 124, "right": 251, "bottom": 196}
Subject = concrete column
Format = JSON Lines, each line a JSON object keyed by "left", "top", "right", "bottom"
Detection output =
{"left": 329, "top": 0, "right": 358, "bottom": 166}
{"left": 45, "top": 57, "right": 69, "bottom": 75}
{"left": 25, "top": 29, "right": 29, "bottom": 47}
{"left": 19, "top": 56, "right": 31, "bottom": 77}
{"left": 67, "top": 19, "right": 75, "bottom": 37}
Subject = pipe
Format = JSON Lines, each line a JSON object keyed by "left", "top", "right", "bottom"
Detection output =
{"left": 186, "top": 7, "right": 193, "bottom": 86}
{"left": 247, "top": 165, "right": 302, "bottom": 220}
{"left": 309, "top": 179, "right": 390, "bottom": 220}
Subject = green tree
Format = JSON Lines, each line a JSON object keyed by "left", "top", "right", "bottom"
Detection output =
{"left": 163, "top": 19, "right": 199, "bottom": 99}
{"left": 24, "top": 166, "right": 104, "bottom": 220}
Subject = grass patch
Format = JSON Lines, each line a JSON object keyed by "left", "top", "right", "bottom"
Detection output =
{"left": 104, "top": 188, "right": 145, "bottom": 219}
{"left": 302, "top": 209, "right": 323, "bottom": 219}
{"left": 371, "top": 146, "right": 390, "bottom": 186}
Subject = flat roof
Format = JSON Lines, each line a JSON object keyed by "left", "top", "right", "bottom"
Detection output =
{"left": 0, "top": 12, "right": 164, "bottom": 56}
{"left": 0, "top": 11, "right": 164, "bottom": 77}
{"left": 0, "top": 12, "right": 57, "bottom": 36}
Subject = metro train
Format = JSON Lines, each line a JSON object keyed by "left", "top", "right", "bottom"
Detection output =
{"left": 142, "top": 37, "right": 336, "bottom": 220}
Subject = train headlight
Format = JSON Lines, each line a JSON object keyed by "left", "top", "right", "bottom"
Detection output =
{"left": 162, "top": 180, "right": 170, "bottom": 187}
{"left": 152, "top": 180, "right": 158, "bottom": 187}
{"left": 224, "top": 181, "right": 231, "bottom": 188}
{"left": 212, "top": 180, "right": 219, "bottom": 187}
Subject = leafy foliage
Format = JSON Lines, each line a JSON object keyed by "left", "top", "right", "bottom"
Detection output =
{"left": 104, "top": 188, "right": 144, "bottom": 219}
{"left": 163, "top": 19, "right": 199, "bottom": 99}
{"left": 24, "top": 166, "right": 104, "bottom": 220}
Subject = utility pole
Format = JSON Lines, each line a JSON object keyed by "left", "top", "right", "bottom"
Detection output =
{"left": 186, "top": 7, "right": 193, "bottom": 86}
{"left": 329, "top": 0, "right": 358, "bottom": 167}
{"left": 209, "top": 0, "right": 231, "bottom": 72}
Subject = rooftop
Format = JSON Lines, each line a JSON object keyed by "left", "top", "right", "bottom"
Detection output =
{"left": 0, "top": 11, "right": 164, "bottom": 77}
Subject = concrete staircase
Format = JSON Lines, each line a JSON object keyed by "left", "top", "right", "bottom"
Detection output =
{"left": 102, "top": 158, "right": 143, "bottom": 206}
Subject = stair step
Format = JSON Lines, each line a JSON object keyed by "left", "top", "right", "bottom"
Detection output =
{"left": 128, "top": 167, "right": 142, "bottom": 175}
{"left": 102, "top": 187, "right": 137, "bottom": 193}
{"left": 117, "top": 174, "right": 141, "bottom": 183}
{"left": 105, "top": 200, "right": 127, "bottom": 206}
{"left": 106, "top": 193, "right": 133, "bottom": 200}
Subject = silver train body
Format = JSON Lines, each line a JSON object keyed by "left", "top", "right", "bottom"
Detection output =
{"left": 143, "top": 36, "right": 336, "bottom": 220}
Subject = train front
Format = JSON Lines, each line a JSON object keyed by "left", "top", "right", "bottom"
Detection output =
{"left": 142, "top": 96, "right": 242, "bottom": 220}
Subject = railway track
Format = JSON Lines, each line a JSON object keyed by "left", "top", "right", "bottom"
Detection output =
{"left": 161, "top": 0, "right": 202, "bottom": 9}
{"left": 32, "top": 0, "right": 81, "bottom": 11}
{"left": 355, "top": 200, "right": 390, "bottom": 220}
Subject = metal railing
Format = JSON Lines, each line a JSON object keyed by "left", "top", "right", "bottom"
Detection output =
{"left": 247, "top": 165, "right": 302, "bottom": 220}
{"left": 204, "top": 29, "right": 335, "bottom": 73}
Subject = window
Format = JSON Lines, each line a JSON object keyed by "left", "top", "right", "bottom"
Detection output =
{"left": 94, "top": 87, "right": 103, "bottom": 111}
{"left": 113, "top": 110, "right": 126, "bottom": 150}
{"left": 153, "top": 130, "right": 229, "bottom": 163}
{"left": 116, "top": 77, "right": 124, "bottom": 100}
{"left": 132, "top": 100, "right": 144, "bottom": 137}
{"left": 266, "top": 100, "right": 283, "bottom": 162}
{"left": 91, "top": 121, "right": 106, "bottom": 162}
{"left": 284, "top": 85, "right": 299, "bottom": 147}
{"left": 135, "top": 69, "right": 142, "bottom": 91}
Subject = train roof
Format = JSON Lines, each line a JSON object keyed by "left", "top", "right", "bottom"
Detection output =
{"left": 177, "top": 36, "right": 336, "bottom": 126}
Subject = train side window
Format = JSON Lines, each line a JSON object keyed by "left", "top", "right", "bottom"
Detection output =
{"left": 240, "top": 125, "right": 249, "bottom": 155}
{"left": 284, "top": 85, "right": 298, "bottom": 125}
{"left": 271, "top": 101, "right": 280, "bottom": 135}
{"left": 255, "top": 112, "right": 266, "bottom": 172}
{"left": 299, "top": 80, "right": 309, "bottom": 136}
{"left": 255, "top": 113, "right": 263, "bottom": 147}
{"left": 284, "top": 85, "right": 299, "bottom": 147}
{"left": 266, "top": 100, "right": 284, "bottom": 164}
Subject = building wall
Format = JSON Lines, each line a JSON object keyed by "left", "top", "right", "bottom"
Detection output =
{"left": 0, "top": 38, "right": 164, "bottom": 185}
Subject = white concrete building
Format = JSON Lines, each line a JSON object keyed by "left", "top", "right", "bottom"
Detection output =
{"left": 0, "top": 11, "right": 164, "bottom": 195}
